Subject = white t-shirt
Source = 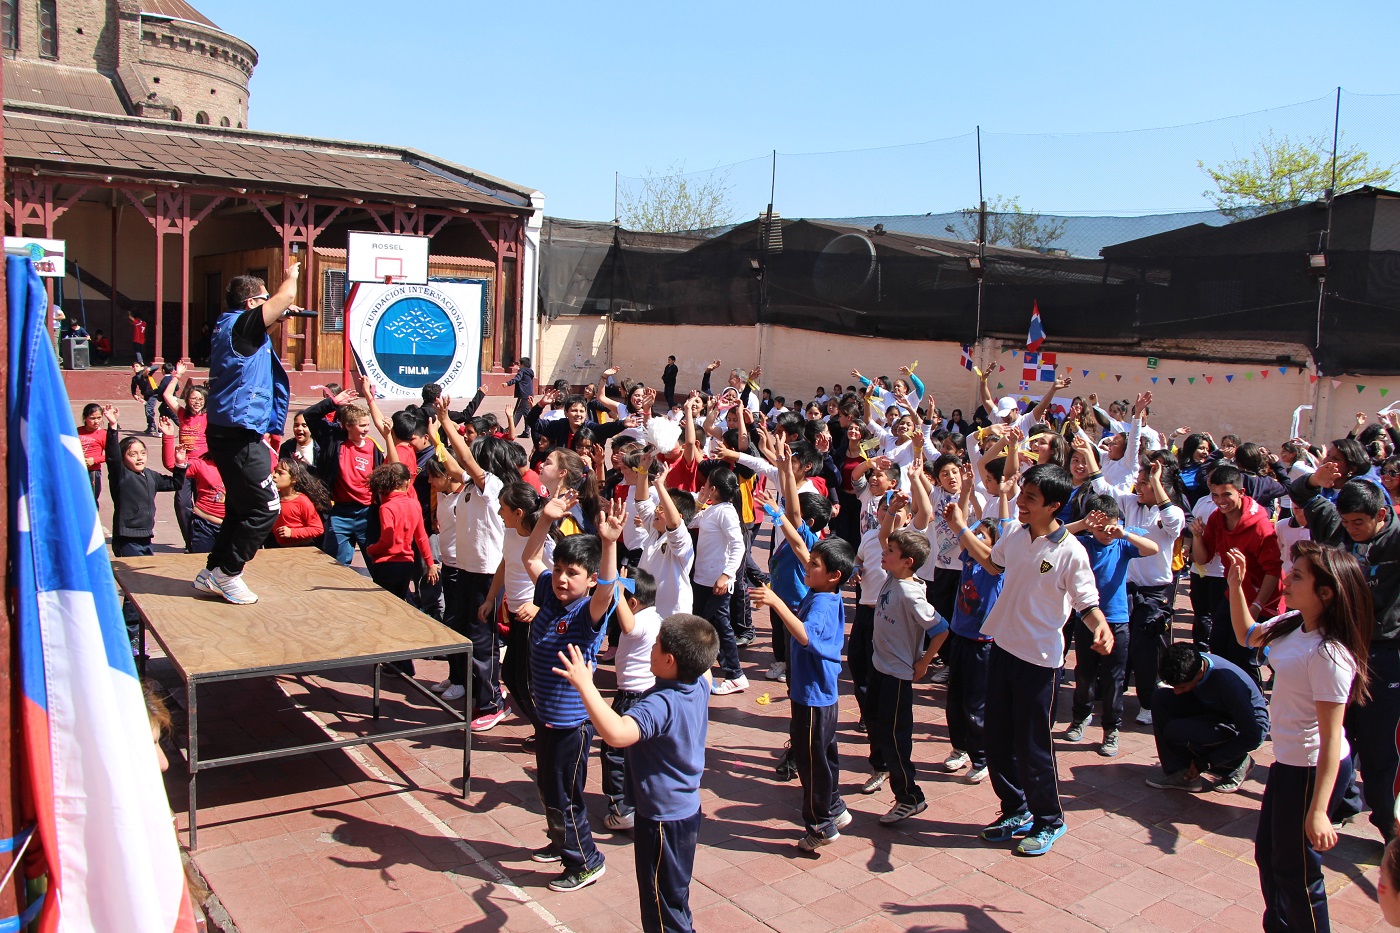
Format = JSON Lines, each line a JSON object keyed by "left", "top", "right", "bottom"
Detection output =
{"left": 917, "top": 488, "right": 961, "bottom": 581}
{"left": 635, "top": 500, "right": 695, "bottom": 618}
{"left": 436, "top": 486, "right": 465, "bottom": 568}
{"left": 690, "top": 502, "right": 743, "bottom": 589}
{"left": 857, "top": 527, "right": 888, "bottom": 608}
{"left": 454, "top": 472, "right": 505, "bottom": 574}
{"left": 981, "top": 523, "right": 1100, "bottom": 667}
{"left": 1191, "top": 497, "right": 1224, "bottom": 578}
{"left": 1275, "top": 517, "right": 1311, "bottom": 577}
{"left": 617, "top": 606, "right": 662, "bottom": 693}
{"left": 502, "top": 528, "right": 536, "bottom": 610}
{"left": 1262, "top": 614, "right": 1356, "bottom": 767}
{"left": 1120, "top": 497, "right": 1185, "bottom": 588}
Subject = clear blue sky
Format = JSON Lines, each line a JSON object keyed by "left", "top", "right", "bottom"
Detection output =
{"left": 200, "top": 0, "right": 1400, "bottom": 222}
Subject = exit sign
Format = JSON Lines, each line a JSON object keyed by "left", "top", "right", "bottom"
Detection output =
{"left": 1146, "top": 357, "right": 1159, "bottom": 370}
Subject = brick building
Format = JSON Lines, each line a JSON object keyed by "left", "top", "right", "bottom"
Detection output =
{"left": 2, "top": 0, "right": 543, "bottom": 394}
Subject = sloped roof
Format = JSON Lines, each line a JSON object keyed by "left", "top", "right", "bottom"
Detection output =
{"left": 2, "top": 104, "right": 537, "bottom": 212}
{"left": 1, "top": 61, "right": 126, "bottom": 115}
{"left": 139, "top": 0, "right": 218, "bottom": 27}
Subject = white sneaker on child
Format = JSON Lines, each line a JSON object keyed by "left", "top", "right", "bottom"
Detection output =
{"left": 1136, "top": 709, "right": 1154, "bottom": 726}
{"left": 942, "top": 750, "right": 970, "bottom": 773}
{"left": 766, "top": 662, "right": 787, "bottom": 681}
{"left": 192, "top": 568, "right": 218, "bottom": 595}
{"left": 711, "top": 675, "right": 749, "bottom": 696}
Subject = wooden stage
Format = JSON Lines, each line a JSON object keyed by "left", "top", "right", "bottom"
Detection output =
{"left": 112, "top": 550, "right": 472, "bottom": 848}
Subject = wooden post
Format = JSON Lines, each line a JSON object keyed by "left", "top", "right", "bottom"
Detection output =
{"left": 179, "top": 193, "right": 191, "bottom": 366}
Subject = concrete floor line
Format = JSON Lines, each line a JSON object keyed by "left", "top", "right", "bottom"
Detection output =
{"left": 274, "top": 675, "right": 580, "bottom": 933}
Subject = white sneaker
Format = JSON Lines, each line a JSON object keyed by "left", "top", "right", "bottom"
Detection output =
{"left": 429, "top": 678, "right": 453, "bottom": 694}
{"left": 442, "top": 684, "right": 466, "bottom": 701}
{"left": 711, "top": 675, "right": 750, "bottom": 696}
{"left": 766, "top": 662, "right": 787, "bottom": 681}
{"left": 964, "top": 766, "right": 989, "bottom": 785}
{"left": 1136, "top": 709, "right": 1154, "bottom": 726}
{"left": 209, "top": 568, "right": 258, "bottom": 605}
{"left": 942, "top": 750, "right": 970, "bottom": 773}
{"left": 192, "top": 568, "right": 218, "bottom": 595}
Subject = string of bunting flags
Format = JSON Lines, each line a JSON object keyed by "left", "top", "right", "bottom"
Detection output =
{"left": 956, "top": 346, "right": 1393, "bottom": 400}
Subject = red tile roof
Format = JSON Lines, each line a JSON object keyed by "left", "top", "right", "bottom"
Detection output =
{"left": 1, "top": 61, "right": 126, "bottom": 115}
{"left": 138, "top": 0, "right": 218, "bottom": 27}
{"left": 2, "top": 105, "right": 535, "bottom": 212}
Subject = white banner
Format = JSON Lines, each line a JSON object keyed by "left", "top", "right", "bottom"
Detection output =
{"left": 348, "top": 281, "right": 484, "bottom": 400}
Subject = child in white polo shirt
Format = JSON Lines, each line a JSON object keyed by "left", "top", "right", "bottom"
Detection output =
{"left": 946, "top": 463, "right": 1112, "bottom": 858}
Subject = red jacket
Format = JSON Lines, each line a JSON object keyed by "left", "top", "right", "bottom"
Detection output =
{"left": 368, "top": 489, "right": 432, "bottom": 564}
{"left": 1201, "top": 495, "right": 1285, "bottom": 615}
{"left": 272, "top": 492, "right": 323, "bottom": 545}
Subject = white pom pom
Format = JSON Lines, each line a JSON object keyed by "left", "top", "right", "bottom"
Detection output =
{"left": 645, "top": 416, "right": 682, "bottom": 454}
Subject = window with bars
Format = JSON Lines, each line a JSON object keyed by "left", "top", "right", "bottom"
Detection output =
{"left": 2, "top": 0, "right": 17, "bottom": 51}
{"left": 321, "top": 269, "right": 346, "bottom": 332}
{"left": 37, "top": 0, "right": 56, "bottom": 59}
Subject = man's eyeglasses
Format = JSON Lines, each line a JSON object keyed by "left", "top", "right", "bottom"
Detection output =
{"left": 251, "top": 293, "right": 270, "bottom": 302}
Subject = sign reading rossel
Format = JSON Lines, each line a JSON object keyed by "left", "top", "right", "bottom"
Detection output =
{"left": 347, "top": 282, "right": 485, "bottom": 400}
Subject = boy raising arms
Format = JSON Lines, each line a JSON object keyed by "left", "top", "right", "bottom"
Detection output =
{"left": 947, "top": 463, "right": 1113, "bottom": 857}
{"left": 520, "top": 491, "right": 622, "bottom": 891}
{"left": 554, "top": 614, "right": 719, "bottom": 933}
{"left": 752, "top": 524, "right": 859, "bottom": 852}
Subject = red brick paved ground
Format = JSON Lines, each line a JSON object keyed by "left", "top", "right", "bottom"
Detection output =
{"left": 77, "top": 391, "right": 1393, "bottom": 933}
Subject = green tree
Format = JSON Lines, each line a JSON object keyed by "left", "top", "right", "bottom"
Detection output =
{"left": 617, "top": 163, "right": 736, "bottom": 233}
{"left": 1200, "top": 132, "right": 1396, "bottom": 220}
{"left": 945, "top": 196, "right": 1067, "bottom": 250}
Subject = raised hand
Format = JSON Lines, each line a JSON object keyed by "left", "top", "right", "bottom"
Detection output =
{"left": 1223, "top": 548, "right": 1248, "bottom": 590}
{"left": 942, "top": 498, "right": 966, "bottom": 531}
{"left": 1190, "top": 517, "right": 1207, "bottom": 537}
{"left": 330, "top": 387, "right": 360, "bottom": 406}
{"left": 542, "top": 485, "right": 578, "bottom": 522}
{"left": 102, "top": 404, "right": 120, "bottom": 425}
{"left": 596, "top": 497, "right": 628, "bottom": 544}
{"left": 814, "top": 430, "right": 830, "bottom": 454}
{"left": 705, "top": 360, "right": 722, "bottom": 373}
{"left": 551, "top": 643, "right": 596, "bottom": 692}
{"left": 603, "top": 367, "right": 619, "bottom": 378}
{"left": 1054, "top": 375, "right": 1072, "bottom": 390}
{"left": 157, "top": 415, "right": 177, "bottom": 436}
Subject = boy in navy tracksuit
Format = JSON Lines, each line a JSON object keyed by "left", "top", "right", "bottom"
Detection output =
{"left": 752, "top": 536, "right": 858, "bottom": 852}
{"left": 519, "top": 493, "right": 620, "bottom": 892}
{"left": 554, "top": 613, "right": 720, "bottom": 933}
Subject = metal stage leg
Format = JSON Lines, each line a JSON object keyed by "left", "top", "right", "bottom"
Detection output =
{"left": 462, "top": 647, "right": 471, "bottom": 797}
{"left": 373, "top": 663, "right": 381, "bottom": 720}
{"left": 187, "top": 679, "right": 199, "bottom": 849}
{"left": 137, "top": 621, "right": 147, "bottom": 679}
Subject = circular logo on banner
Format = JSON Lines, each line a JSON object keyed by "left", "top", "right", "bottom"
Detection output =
{"left": 361, "top": 285, "right": 472, "bottom": 396}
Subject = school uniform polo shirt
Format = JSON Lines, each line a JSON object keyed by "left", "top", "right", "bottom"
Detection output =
{"left": 529, "top": 571, "right": 605, "bottom": 728}
{"left": 981, "top": 523, "right": 1100, "bottom": 668}
{"left": 788, "top": 591, "right": 846, "bottom": 707}
{"left": 625, "top": 677, "right": 710, "bottom": 821}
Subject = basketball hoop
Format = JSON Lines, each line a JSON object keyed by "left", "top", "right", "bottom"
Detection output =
{"left": 346, "top": 231, "right": 429, "bottom": 285}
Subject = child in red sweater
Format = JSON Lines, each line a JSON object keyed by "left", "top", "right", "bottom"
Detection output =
{"left": 367, "top": 462, "right": 437, "bottom": 597}
{"left": 160, "top": 416, "right": 225, "bottom": 554}
{"left": 78, "top": 403, "right": 106, "bottom": 501}
{"left": 368, "top": 462, "right": 437, "bottom": 675}
{"left": 271, "top": 459, "right": 329, "bottom": 547}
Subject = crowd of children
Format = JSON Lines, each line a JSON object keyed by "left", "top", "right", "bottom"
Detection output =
{"left": 97, "top": 354, "right": 1400, "bottom": 933}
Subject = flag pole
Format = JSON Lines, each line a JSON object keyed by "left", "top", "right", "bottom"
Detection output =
{"left": 0, "top": 56, "right": 25, "bottom": 923}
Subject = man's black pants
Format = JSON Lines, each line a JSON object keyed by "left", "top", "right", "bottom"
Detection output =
{"left": 946, "top": 633, "right": 993, "bottom": 770}
{"left": 206, "top": 427, "right": 278, "bottom": 576}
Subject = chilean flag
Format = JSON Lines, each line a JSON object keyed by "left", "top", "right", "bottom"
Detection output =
{"left": 1026, "top": 302, "right": 1046, "bottom": 352}
{"left": 8, "top": 257, "right": 196, "bottom": 932}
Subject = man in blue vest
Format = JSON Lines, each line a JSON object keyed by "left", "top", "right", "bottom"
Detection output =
{"left": 195, "top": 262, "right": 300, "bottom": 604}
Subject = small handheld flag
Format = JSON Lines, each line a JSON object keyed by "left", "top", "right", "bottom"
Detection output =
{"left": 1026, "top": 302, "right": 1046, "bottom": 352}
{"left": 959, "top": 344, "right": 981, "bottom": 376}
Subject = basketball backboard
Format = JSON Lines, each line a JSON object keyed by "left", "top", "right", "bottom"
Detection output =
{"left": 346, "top": 231, "right": 429, "bottom": 284}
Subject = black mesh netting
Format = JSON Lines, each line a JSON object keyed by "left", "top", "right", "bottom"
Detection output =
{"left": 541, "top": 189, "right": 1400, "bottom": 376}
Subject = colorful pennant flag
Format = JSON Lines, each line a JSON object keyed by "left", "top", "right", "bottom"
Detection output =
{"left": 1187, "top": 377, "right": 1195, "bottom": 385}
{"left": 1205, "top": 376, "right": 1213, "bottom": 384}
{"left": 1225, "top": 375, "right": 1234, "bottom": 382}
{"left": 1358, "top": 385, "right": 1367, "bottom": 394}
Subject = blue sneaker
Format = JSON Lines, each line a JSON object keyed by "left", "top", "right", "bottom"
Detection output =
{"left": 1015, "top": 824, "right": 1067, "bottom": 856}
{"left": 980, "top": 812, "right": 1034, "bottom": 842}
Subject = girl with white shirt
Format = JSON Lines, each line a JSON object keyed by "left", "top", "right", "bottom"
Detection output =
{"left": 691, "top": 464, "right": 747, "bottom": 695}
{"left": 493, "top": 481, "right": 546, "bottom": 730}
{"left": 436, "top": 397, "right": 515, "bottom": 732}
{"left": 1225, "top": 540, "right": 1372, "bottom": 933}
